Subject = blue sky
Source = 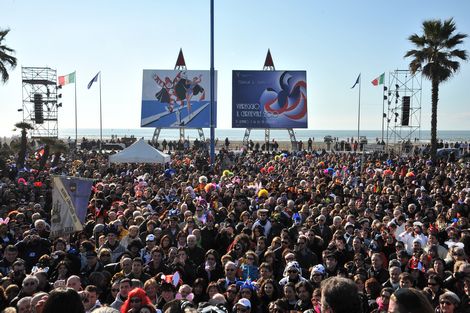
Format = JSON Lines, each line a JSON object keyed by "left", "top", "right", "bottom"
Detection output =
{"left": 1, "top": 0, "right": 469, "bottom": 136}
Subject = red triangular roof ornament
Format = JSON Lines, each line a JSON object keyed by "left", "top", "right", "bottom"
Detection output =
{"left": 175, "top": 49, "right": 186, "bottom": 67}
{"left": 264, "top": 49, "right": 274, "bottom": 68}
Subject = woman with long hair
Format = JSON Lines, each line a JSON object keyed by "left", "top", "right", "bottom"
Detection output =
{"left": 280, "top": 282, "right": 297, "bottom": 311}
{"left": 120, "top": 288, "right": 153, "bottom": 313}
{"left": 196, "top": 249, "right": 223, "bottom": 283}
{"left": 50, "top": 261, "right": 71, "bottom": 282}
{"left": 191, "top": 278, "right": 208, "bottom": 305}
{"left": 159, "top": 235, "right": 172, "bottom": 258}
{"left": 143, "top": 278, "right": 158, "bottom": 305}
{"left": 257, "top": 279, "right": 279, "bottom": 313}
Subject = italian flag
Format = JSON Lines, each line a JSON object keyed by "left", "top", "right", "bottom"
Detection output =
{"left": 58, "top": 72, "right": 76, "bottom": 86}
{"left": 371, "top": 73, "right": 385, "bottom": 86}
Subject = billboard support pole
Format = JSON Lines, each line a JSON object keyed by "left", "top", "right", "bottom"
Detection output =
{"left": 210, "top": 0, "right": 215, "bottom": 167}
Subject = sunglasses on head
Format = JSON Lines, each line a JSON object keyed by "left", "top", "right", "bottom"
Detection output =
{"left": 130, "top": 298, "right": 142, "bottom": 304}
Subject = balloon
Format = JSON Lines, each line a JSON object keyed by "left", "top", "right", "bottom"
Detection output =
{"left": 223, "top": 170, "right": 231, "bottom": 177}
{"left": 260, "top": 167, "right": 266, "bottom": 174}
{"left": 164, "top": 168, "right": 176, "bottom": 178}
{"left": 258, "top": 189, "right": 269, "bottom": 198}
{"left": 274, "top": 155, "right": 281, "bottom": 161}
{"left": 267, "top": 166, "right": 275, "bottom": 173}
{"left": 204, "top": 183, "right": 213, "bottom": 193}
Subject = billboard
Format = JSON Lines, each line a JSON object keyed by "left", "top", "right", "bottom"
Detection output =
{"left": 232, "top": 70, "right": 307, "bottom": 128}
{"left": 141, "top": 70, "right": 217, "bottom": 128}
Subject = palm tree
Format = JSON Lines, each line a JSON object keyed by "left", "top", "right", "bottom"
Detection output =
{"left": 0, "top": 28, "right": 17, "bottom": 84}
{"left": 14, "top": 122, "right": 33, "bottom": 169}
{"left": 404, "top": 18, "right": 467, "bottom": 162}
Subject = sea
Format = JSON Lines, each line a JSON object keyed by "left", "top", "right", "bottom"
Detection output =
{"left": 55, "top": 128, "right": 470, "bottom": 143}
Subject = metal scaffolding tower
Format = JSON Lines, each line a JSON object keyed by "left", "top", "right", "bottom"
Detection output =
{"left": 22, "top": 67, "right": 60, "bottom": 138}
{"left": 385, "top": 69, "right": 422, "bottom": 150}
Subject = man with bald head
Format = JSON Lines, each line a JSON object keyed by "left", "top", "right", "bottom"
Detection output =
{"left": 66, "top": 275, "right": 82, "bottom": 291}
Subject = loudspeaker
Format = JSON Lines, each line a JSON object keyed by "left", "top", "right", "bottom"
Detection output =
{"left": 34, "top": 93, "right": 44, "bottom": 124}
{"left": 401, "top": 96, "right": 410, "bottom": 126}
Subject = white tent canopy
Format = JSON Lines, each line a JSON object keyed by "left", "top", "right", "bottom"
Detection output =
{"left": 109, "top": 138, "right": 170, "bottom": 164}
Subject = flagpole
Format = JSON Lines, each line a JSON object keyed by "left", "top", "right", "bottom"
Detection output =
{"left": 209, "top": 0, "right": 215, "bottom": 167}
{"left": 357, "top": 74, "right": 361, "bottom": 147}
{"left": 381, "top": 82, "right": 386, "bottom": 144}
{"left": 74, "top": 71, "right": 78, "bottom": 148}
{"left": 99, "top": 73, "right": 102, "bottom": 152}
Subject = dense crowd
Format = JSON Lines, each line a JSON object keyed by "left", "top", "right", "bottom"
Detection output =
{"left": 0, "top": 140, "right": 469, "bottom": 313}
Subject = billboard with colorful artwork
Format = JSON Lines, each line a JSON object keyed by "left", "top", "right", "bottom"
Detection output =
{"left": 232, "top": 70, "right": 307, "bottom": 128}
{"left": 141, "top": 70, "right": 217, "bottom": 128}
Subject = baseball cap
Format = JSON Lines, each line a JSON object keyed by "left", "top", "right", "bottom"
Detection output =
{"left": 236, "top": 298, "right": 251, "bottom": 309}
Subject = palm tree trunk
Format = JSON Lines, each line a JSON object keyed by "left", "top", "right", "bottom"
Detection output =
{"left": 431, "top": 78, "right": 439, "bottom": 163}
{"left": 17, "top": 129, "right": 27, "bottom": 169}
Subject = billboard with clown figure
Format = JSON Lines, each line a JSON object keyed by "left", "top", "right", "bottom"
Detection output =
{"left": 141, "top": 70, "right": 217, "bottom": 128}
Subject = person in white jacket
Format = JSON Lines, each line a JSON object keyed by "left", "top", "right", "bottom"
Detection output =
{"left": 398, "top": 222, "right": 427, "bottom": 254}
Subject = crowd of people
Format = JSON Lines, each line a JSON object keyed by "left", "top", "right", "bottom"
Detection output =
{"left": 0, "top": 138, "right": 469, "bottom": 313}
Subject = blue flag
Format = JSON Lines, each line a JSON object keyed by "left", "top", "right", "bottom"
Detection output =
{"left": 50, "top": 176, "right": 94, "bottom": 238}
{"left": 87, "top": 72, "right": 100, "bottom": 89}
{"left": 351, "top": 74, "right": 360, "bottom": 89}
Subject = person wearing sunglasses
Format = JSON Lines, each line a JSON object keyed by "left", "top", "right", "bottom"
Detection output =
{"left": 120, "top": 288, "right": 154, "bottom": 313}
{"left": 376, "top": 287, "right": 393, "bottom": 313}
{"left": 279, "top": 261, "right": 307, "bottom": 287}
{"left": 425, "top": 274, "right": 444, "bottom": 308}
{"left": 437, "top": 291, "right": 460, "bottom": 313}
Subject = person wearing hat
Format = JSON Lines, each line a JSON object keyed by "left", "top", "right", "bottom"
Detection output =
{"left": 310, "top": 264, "right": 326, "bottom": 289}
{"left": 252, "top": 208, "right": 272, "bottom": 238}
{"left": 141, "top": 234, "right": 157, "bottom": 264}
{"left": 343, "top": 222, "right": 355, "bottom": 242}
{"left": 438, "top": 291, "right": 460, "bottom": 313}
{"left": 156, "top": 281, "right": 177, "bottom": 310}
{"left": 99, "top": 226, "right": 126, "bottom": 263}
{"left": 234, "top": 298, "right": 251, "bottom": 313}
{"left": 279, "top": 261, "right": 308, "bottom": 287}
{"left": 81, "top": 250, "right": 104, "bottom": 279}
